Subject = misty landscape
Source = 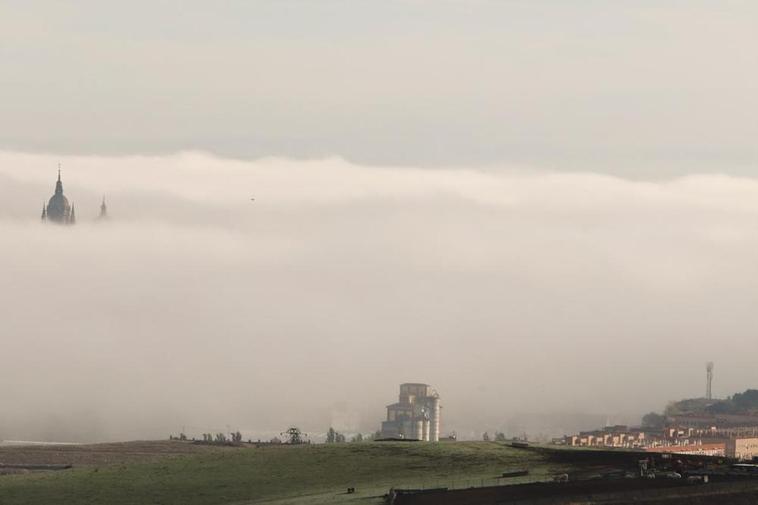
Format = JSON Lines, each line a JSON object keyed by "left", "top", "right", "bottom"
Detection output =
{"left": 3, "top": 152, "right": 758, "bottom": 444}
{"left": 2, "top": 2, "right": 758, "bottom": 504}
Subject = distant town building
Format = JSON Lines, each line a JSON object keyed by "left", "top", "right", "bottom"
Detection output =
{"left": 565, "top": 425, "right": 647, "bottom": 449}
{"left": 561, "top": 417, "right": 758, "bottom": 460}
{"left": 647, "top": 442, "right": 726, "bottom": 457}
{"left": 727, "top": 438, "right": 758, "bottom": 460}
{"left": 380, "top": 383, "right": 440, "bottom": 442}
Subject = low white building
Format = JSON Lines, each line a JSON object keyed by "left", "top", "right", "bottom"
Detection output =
{"left": 727, "top": 438, "right": 758, "bottom": 460}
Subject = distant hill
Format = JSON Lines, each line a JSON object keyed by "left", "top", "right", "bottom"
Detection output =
{"left": 664, "top": 398, "right": 726, "bottom": 416}
{"left": 665, "top": 389, "right": 758, "bottom": 417}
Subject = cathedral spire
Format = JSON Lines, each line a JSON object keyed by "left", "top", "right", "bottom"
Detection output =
{"left": 44, "top": 167, "right": 73, "bottom": 225}
{"left": 55, "top": 164, "right": 64, "bottom": 196}
{"left": 99, "top": 195, "right": 108, "bottom": 220}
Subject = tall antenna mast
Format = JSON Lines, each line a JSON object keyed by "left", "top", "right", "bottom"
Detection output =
{"left": 706, "top": 362, "right": 714, "bottom": 400}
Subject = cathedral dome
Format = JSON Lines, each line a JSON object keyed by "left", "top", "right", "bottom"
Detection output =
{"left": 44, "top": 170, "right": 74, "bottom": 224}
{"left": 47, "top": 192, "right": 71, "bottom": 220}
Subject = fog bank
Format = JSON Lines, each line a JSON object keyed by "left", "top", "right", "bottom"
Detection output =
{"left": 1, "top": 151, "right": 756, "bottom": 441}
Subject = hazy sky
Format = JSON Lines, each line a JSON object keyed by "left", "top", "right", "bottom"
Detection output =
{"left": 1, "top": 1, "right": 757, "bottom": 175}
{"left": 1, "top": 2, "right": 758, "bottom": 442}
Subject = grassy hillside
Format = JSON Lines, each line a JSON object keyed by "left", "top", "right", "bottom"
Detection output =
{"left": 0, "top": 441, "right": 558, "bottom": 505}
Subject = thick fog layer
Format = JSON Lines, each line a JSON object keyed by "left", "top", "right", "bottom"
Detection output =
{"left": 1, "top": 151, "right": 756, "bottom": 442}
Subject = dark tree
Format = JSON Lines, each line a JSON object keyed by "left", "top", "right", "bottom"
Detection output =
{"left": 641, "top": 412, "right": 666, "bottom": 429}
{"left": 733, "top": 390, "right": 758, "bottom": 410}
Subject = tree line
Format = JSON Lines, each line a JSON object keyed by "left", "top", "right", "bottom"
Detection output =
{"left": 325, "top": 427, "right": 381, "bottom": 443}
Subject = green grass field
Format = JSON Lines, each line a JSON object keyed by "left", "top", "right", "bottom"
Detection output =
{"left": 0, "top": 441, "right": 560, "bottom": 505}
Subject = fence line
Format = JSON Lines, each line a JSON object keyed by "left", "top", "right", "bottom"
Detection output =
{"left": 390, "top": 475, "right": 542, "bottom": 492}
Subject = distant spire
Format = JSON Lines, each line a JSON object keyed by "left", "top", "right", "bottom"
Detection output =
{"left": 99, "top": 195, "right": 108, "bottom": 220}
{"left": 41, "top": 202, "right": 47, "bottom": 222}
{"left": 55, "top": 165, "right": 64, "bottom": 195}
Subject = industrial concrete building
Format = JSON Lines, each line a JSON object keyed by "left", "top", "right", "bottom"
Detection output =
{"left": 380, "top": 383, "right": 440, "bottom": 442}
